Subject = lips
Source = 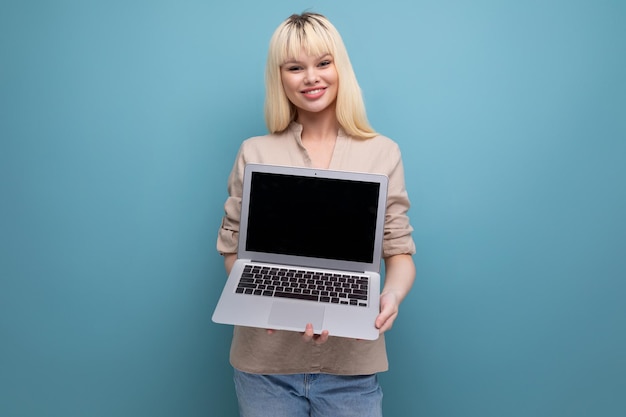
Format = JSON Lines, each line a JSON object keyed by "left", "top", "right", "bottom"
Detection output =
{"left": 301, "top": 87, "right": 327, "bottom": 98}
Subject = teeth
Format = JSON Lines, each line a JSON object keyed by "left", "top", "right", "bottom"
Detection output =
{"left": 304, "top": 89, "right": 323, "bottom": 94}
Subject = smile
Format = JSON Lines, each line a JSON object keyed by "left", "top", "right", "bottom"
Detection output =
{"left": 302, "top": 88, "right": 326, "bottom": 95}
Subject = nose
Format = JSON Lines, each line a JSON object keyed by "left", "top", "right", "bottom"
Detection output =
{"left": 304, "top": 67, "right": 320, "bottom": 85}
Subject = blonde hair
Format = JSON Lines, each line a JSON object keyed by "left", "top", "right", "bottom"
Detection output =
{"left": 264, "top": 13, "right": 376, "bottom": 139}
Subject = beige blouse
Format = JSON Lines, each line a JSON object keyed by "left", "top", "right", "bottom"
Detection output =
{"left": 217, "top": 122, "right": 416, "bottom": 375}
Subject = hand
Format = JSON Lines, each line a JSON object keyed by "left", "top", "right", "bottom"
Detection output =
{"left": 265, "top": 324, "right": 330, "bottom": 345}
{"left": 301, "top": 323, "right": 329, "bottom": 345}
{"left": 376, "top": 254, "right": 416, "bottom": 334}
{"left": 375, "top": 290, "right": 400, "bottom": 334}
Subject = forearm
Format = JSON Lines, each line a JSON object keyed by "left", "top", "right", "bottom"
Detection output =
{"left": 381, "top": 254, "right": 416, "bottom": 303}
{"left": 374, "top": 253, "right": 416, "bottom": 332}
{"left": 223, "top": 253, "right": 237, "bottom": 275}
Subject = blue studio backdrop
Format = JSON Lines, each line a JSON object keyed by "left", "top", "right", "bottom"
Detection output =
{"left": 1, "top": 1, "right": 625, "bottom": 416}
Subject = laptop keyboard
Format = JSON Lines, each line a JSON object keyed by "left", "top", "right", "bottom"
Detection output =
{"left": 235, "top": 264, "right": 370, "bottom": 307}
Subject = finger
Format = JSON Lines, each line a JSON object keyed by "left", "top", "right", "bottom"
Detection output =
{"left": 375, "top": 307, "right": 393, "bottom": 328}
{"left": 376, "top": 295, "right": 399, "bottom": 331}
{"left": 313, "top": 330, "right": 330, "bottom": 345}
{"left": 376, "top": 311, "right": 398, "bottom": 333}
{"left": 301, "top": 323, "right": 315, "bottom": 342}
{"left": 301, "top": 324, "right": 330, "bottom": 344}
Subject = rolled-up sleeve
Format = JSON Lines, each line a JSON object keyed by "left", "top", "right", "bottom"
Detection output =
{"left": 382, "top": 144, "right": 416, "bottom": 257}
{"left": 216, "top": 145, "right": 246, "bottom": 255}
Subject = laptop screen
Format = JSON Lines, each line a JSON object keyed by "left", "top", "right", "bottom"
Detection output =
{"left": 245, "top": 171, "right": 381, "bottom": 263}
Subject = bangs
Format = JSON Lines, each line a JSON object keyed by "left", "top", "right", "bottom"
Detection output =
{"left": 274, "top": 18, "right": 336, "bottom": 65}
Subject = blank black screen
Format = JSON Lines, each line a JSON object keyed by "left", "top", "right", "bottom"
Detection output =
{"left": 245, "top": 172, "right": 380, "bottom": 263}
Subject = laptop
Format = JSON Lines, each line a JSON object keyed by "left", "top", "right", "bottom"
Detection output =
{"left": 212, "top": 163, "right": 388, "bottom": 340}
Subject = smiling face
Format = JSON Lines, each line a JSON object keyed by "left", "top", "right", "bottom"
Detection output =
{"left": 280, "top": 49, "right": 339, "bottom": 119}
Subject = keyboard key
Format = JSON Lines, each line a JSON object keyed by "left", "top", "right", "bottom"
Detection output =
{"left": 274, "top": 291, "right": 319, "bottom": 302}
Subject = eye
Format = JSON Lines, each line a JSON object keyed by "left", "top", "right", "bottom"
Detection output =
{"left": 318, "top": 60, "right": 332, "bottom": 67}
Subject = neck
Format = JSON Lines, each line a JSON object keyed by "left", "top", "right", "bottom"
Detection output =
{"left": 296, "top": 104, "right": 339, "bottom": 142}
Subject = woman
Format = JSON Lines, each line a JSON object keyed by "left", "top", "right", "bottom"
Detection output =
{"left": 217, "top": 12, "right": 416, "bottom": 417}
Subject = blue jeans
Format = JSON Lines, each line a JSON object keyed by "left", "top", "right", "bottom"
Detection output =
{"left": 233, "top": 369, "right": 383, "bottom": 417}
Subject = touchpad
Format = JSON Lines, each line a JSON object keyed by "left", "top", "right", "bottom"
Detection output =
{"left": 268, "top": 301, "right": 325, "bottom": 331}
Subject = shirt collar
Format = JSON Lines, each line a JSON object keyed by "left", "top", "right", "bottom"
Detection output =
{"left": 288, "top": 121, "right": 348, "bottom": 144}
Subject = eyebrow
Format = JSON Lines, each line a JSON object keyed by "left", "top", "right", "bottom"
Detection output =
{"left": 282, "top": 54, "right": 332, "bottom": 65}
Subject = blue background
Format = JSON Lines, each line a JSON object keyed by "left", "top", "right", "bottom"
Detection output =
{"left": 1, "top": 1, "right": 625, "bottom": 416}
